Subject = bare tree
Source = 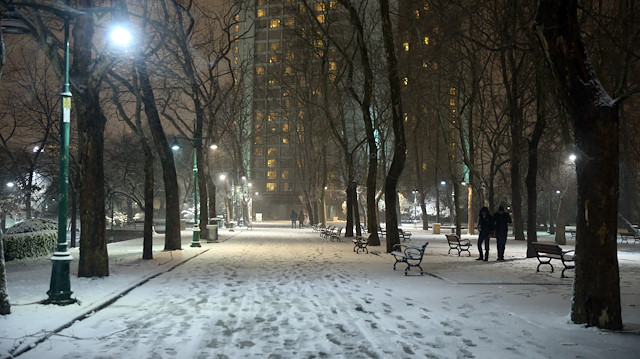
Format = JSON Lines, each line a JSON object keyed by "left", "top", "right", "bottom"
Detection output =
{"left": 534, "top": 0, "right": 627, "bottom": 330}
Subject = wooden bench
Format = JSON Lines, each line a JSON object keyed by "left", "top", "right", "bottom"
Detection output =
{"left": 620, "top": 231, "right": 640, "bottom": 244}
{"left": 532, "top": 242, "right": 575, "bottom": 278}
{"left": 399, "top": 229, "right": 412, "bottom": 242}
{"left": 391, "top": 242, "right": 429, "bottom": 276}
{"left": 445, "top": 234, "right": 471, "bottom": 257}
{"left": 352, "top": 236, "right": 369, "bottom": 254}
{"left": 329, "top": 227, "right": 343, "bottom": 242}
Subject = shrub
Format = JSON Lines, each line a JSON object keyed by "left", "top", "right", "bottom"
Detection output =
{"left": 3, "top": 230, "right": 57, "bottom": 261}
{"left": 5, "top": 218, "right": 57, "bottom": 234}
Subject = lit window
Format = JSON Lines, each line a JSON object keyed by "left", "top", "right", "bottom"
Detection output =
{"left": 234, "top": 45, "right": 239, "bottom": 54}
{"left": 257, "top": 9, "right": 266, "bottom": 18}
{"left": 317, "top": 14, "right": 325, "bottom": 23}
{"left": 285, "top": 17, "right": 295, "bottom": 27}
{"left": 256, "top": 112, "right": 263, "bottom": 121}
{"left": 270, "top": 42, "right": 280, "bottom": 51}
{"left": 256, "top": 66, "right": 265, "bottom": 75}
{"left": 422, "top": 60, "right": 428, "bottom": 68}
{"left": 255, "top": 136, "right": 263, "bottom": 144}
{"left": 267, "top": 159, "right": 276, "bottom": 168}
{"left": 258, "top": 0, "right": 265, "bottom": 5}
{"left": 414, "top": 10, "right": 420, "bottom": 18}
{"left": 285, "top": 52, "right": 295, "bottom": 61}
{"left": 268, "top": 79, "right": 277, "bottom": 85}
{"left": 424, "top": 2, "right": 430, "bottom": 10}
{"left": 450, "top": 87, "right": 456, "bottom": 95}
{"left": 270, "top": 19, "right": 280, "bottom": 28}
{"left": 314, "top": 39, "right": 324, "bottom": 48}
{"left": 270, "top": 54, "right": 278, "bottom": 63}
{"left": 423, "top": 37, "right": 429, "bottom": 45}
{"left": 450, "top": 98, "right": 456, "bottom": 106}
{"left": 315, "top": 3, "right": 326, "bottom": 11}
{"left": 266, "top": 182, "right": 276, "bottom": 191}
{"left": 433, "top": 62, "right": 438, "bottom": 70}
{"left": 235, "top": 14, "right": 239, "bottom": 21}
{"left": 404, "top": 113, "right": 408, "bottom": 122}
{"left": 285, "top": 66, "right": 293, "bottom": 74}
{"left": 267, "top": 147, "right": 277, "bottom": 156}
{"left": 282, "top": 170, "right": 289, "bottom": 179}
{"left": 234, "top": 24, "right": 239, "bottom": 33}
{"left": 255, "top": 148, "right": 264, "bottom": 156}
{"left": 282, "top": 89, "right": 290, "bottom": 97}
{"left": 234, "top": 56, "right": 238, "bottom": 65}
{"left": 282, "top": 123, "right": 289, "bottom": 131}
{"left": 299, "top": 4, "right": 307, "bottom": 13}
{"left": 403, "top": 77, "right": 408, "bottom": 85}
{"left": 282, "top": 138, "right": 289, "bottom": 144}
{"left": 403, "top": 42, "right": 410, "bottom": 51}
{"left": 329, "top": 73, "right": 336, "bottom": 82}
{"left": 329, "top": 61, "right": 337, "bottom": 71}
{"left": 267, "top": 170, "right": 277, "bottom": 179}
{"left": 330, "top": 1, "right": 338, "bottom": 9}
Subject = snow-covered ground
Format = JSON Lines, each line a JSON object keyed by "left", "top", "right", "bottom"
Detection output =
{"left": 1, "top": 224, "right": 639, "bottom": 358}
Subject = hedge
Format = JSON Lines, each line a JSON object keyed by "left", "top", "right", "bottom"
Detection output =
{"left": 3, "top": 230, "right": 57, "bottom": 261}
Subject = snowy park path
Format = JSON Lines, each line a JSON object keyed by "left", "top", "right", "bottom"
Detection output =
{"left": 6, "top": 227, "right": 640, "bottom": 358}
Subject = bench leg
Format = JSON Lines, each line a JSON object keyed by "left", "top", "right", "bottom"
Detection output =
{"left": 536, "top": 259, "right": 554, "bottom": 273}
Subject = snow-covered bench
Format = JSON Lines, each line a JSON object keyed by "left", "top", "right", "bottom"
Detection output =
{"left": 391, "top": 242, "right": 429, "bottom": 276}
{"left": 445, "top": 234, "right": 471, "bottom": 257}
{"left": 398, "top": 229, "right": 412, "bottom": 242}
{"left": 352, "top": 236, "right": 368, "bottom": 254}
{"left": 532, "top": 242, "right": 575, "bottom": 278}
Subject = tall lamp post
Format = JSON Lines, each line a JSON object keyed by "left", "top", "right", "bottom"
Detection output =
{"left": 172, "top": 133, "right": 217, "bottom": 247}
{"left": 2, "top": 3, "right": 132, "bottom": 304}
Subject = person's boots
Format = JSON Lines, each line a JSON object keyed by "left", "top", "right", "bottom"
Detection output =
{"left": 476, "top": 253, "right": 484, "bottom": 261}
{"left": 484, "top": 250, "right": 489, "bottom": 261}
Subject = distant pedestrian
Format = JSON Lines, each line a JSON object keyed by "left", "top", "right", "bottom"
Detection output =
{"left": 493, "top": 206, "right": 512, "bottom": 261}
{"left": 290, "top": 210, "right": 298, "bottom": 229}
{"left": 298, "top": 210, "right": 304, "bottom": 228}
{"left": 476, "top": 207, "right": 494, "bottom": 261}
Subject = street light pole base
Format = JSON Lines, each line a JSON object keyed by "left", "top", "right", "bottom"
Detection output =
{"left": 45, "top": 251, "right": 77, "bottom": 305}
{"left": 190, "top": 226, "right": 201, "bottom": 247}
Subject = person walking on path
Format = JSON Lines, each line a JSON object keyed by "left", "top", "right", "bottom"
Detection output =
{"left": 493, "top": 206, "right": 512, "bottom": 261}
{"left": 298, "top": 210, "right": 304, "bottom": 228}
{"left": 476, "top": 207, "right": 494, "bottom": 261}
{"left": 290, "top": 210, "right": 298, "bottom": 229}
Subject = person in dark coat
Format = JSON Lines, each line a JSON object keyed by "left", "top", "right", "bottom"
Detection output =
{"left": 476, "top": 207, "right": 494, "bottom": 261}
{"left": 290, "top": 210, "right": 298, "bottom": 229}
{"left": 493, "top": 206, "right": 512, "bottom": 261}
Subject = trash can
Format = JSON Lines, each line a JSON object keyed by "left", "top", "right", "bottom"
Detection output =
{"left": 206, "top": 224, "right": 218, "bottom": 243}
{"left": 433, "top": 223, "right": 441, "bottom": 234}
{"left": 450, "top": 226, "right": 456, "bottom": 234}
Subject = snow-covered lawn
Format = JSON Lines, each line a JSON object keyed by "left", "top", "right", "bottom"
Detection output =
{"left": 2, "top": 226, "right": 639, "bottom": 358}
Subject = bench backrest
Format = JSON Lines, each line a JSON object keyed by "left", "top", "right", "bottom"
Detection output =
{"left": 533, "top": 242, "right": 562, "bottom": 255}
{"left": 445, "top": 234, "right": 460, "bottom": 243}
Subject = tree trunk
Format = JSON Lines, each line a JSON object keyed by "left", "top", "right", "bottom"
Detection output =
{"left": 74, "top": 6, "right": 108, "bottom": 277}
{"left": 70, "top": 181, "right": 78, "bottom": 248}
{"left": 525, "top": 66, "right": 547, "bottom": 257}
{"left": 142, "top": 142, "right": 154, "bottom": 260}
{"left": 534, "top": 0, "right": 622, "bottom": 330}
{"left": 380, "top": 0, "right": 407, "bottom": 252}
{"left": 0, "top": 234, "right": 10, "bottom": 315}
{"left": 135, "top": 59, "right": 182, "bottom": 251}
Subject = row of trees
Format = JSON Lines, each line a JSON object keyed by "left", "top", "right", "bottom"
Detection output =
{"left": 1, "top": 0, "right": 638, "bottom": 329}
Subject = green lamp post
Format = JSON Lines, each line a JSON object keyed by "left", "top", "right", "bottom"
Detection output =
{"left": 45, "top": 7, "right": 75, "bottom": 305}
{"left": 172, "top": 132, "right": 216, "bottom": 247}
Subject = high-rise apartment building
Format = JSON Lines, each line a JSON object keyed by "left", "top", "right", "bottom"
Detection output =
{"left": 232, "top": 0, "right": 343, "bottom": 221}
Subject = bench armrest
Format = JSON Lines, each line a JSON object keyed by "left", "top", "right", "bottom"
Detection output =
{"left": 561, "top": 250, "right": 575, "bottom": 262}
